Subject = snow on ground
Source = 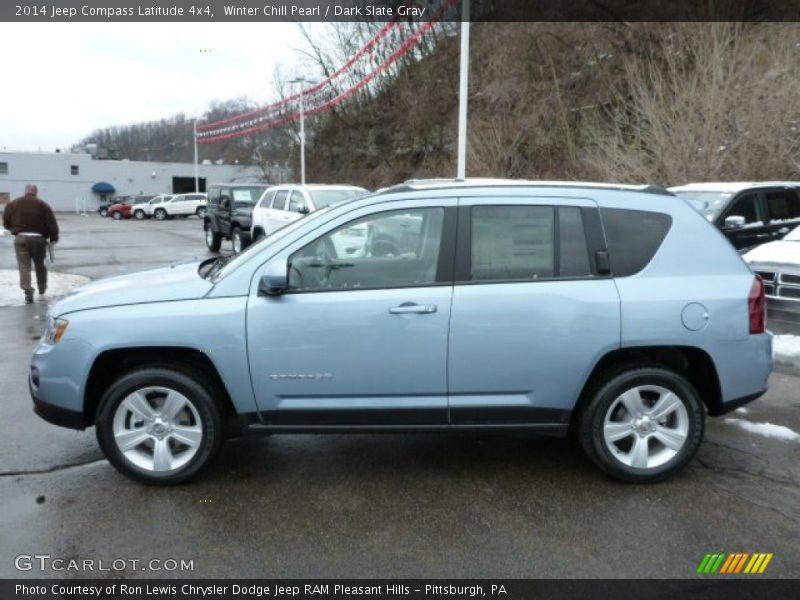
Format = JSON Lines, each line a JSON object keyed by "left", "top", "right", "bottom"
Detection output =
{"left": 0, "top": 269, "right": 89, "bottom": 307}
{"left": 734, "top": 407, "right": 749, "bottom": 415}
{"left": 724, "top": 418, "right": 800, "bottom": 442}
{"left": 774, "top": 335, "right": 800, "bottom": 359}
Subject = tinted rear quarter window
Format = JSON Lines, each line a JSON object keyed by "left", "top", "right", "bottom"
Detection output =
{"left": 601, "top": 208, "right": 672, "bottom": 277}
{"left": 765, "top": 189, "right": 800, "bottom": 221}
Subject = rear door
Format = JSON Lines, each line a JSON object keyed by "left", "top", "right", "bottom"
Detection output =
{"left": 265, "top": 189, "right": 290, "bottom": 235}
{"left": 447, "top": 197, "right": 620, "bottom": 426}
{"left": 763, "top": 187, "right": 800, "bottom": 241}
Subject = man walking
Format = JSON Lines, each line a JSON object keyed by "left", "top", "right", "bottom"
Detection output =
{"left": 3, "top": 184, "right": 59, "bottom": 303}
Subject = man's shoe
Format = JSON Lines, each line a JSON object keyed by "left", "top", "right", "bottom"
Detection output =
{"left": 38, "top": 289, "right": 46, "bottom": 295}
{"left": 24, "top": 291, "right": 34, "bottom": 304}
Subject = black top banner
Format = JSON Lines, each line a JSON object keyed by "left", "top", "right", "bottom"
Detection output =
{"left": 3, "top": 0, "right": 800, "bottom": 22}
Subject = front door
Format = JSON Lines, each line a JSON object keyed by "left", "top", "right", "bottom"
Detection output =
{"left": 246, "top": 202, "right": 456, "bottom": 426}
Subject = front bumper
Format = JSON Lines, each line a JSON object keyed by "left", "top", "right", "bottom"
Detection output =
{"left": 29, "top": 373, "right": 86, "bottom": 430}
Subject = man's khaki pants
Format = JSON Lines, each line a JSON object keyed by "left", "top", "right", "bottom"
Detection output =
{"left": 14, "top": 235, "right": 48, "bottom": 294}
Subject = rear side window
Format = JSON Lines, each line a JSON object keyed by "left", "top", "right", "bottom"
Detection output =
{"left": 272, "top": 190, "right": 288, "bottom": 209}
{"left": 601, "top": 208, "right": 672, "bottom": 277}
{"left": 559, "top": 207, "right": 591, "bottom": 277}
{"left": 765, "top": 190, "right": 800, "bottom": 221}
{"left": 471, "top": 206, "right": 555, "bottom": 280}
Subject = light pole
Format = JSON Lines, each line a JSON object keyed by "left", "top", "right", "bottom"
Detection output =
{"left": 193, "top": 119, "right": 199, "bottom": 193}
{"left": 457, "top": 0, "right": 471, "bottom": 180}
{"left": 288, "top": 77, "right": 317, "bottom": 185}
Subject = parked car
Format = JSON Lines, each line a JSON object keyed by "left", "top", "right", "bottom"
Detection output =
{"left": 107, "top": 196, "right": 156, "bottom": 220}
{"left": 150, "top": 193, "right": 208, "bottom": 221}
{"left": 251, "top": 184, "right": 367, "bottom": 242}
{"left": 744, "top": 224, "right": 800, "bottom": 335}
{"left": 669, "top": 182, "right": 800, "bottom": 251}
{"left": 30, "top": 180, "right": 772, "bottom": 485}
{"left": 204, "top": 183, "right": 270, "bottom": 253}
{"left": 133, "top": 194, "right": 173, "bottom": 220}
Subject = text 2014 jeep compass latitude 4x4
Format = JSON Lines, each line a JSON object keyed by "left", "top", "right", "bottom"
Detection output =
{"left": 30, "top": 181, "right": 772, "bottom": 484}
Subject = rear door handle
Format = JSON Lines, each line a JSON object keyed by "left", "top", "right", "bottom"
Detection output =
{"left": 389, "top": 303, "right": 437, "bottom": 315}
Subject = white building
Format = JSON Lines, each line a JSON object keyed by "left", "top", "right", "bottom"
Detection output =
{"left": 0, "top": 151, "right": 265, "bottom": 212}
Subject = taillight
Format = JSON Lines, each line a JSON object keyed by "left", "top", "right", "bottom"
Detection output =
{"left": 748, "top": 275, "right": 766, "bottom": 334}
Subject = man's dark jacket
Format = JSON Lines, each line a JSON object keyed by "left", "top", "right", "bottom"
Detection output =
{"left": 3, "top": 193, "right": 59, "bottom": 242}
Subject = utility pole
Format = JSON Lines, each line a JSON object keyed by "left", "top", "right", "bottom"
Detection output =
{"left": 457, "top": 0, "right": 470, "bottom": 180}
{"left": 288, "top": 77, "right": 312, "bottom": 185}
{"left": 193, "top": 119, "right": 199, "bottom": 193}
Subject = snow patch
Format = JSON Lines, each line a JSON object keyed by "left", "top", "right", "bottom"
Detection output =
{"left": 774, "top": 335, "right": 800, "bottom": 359}
{"left": 734, "top": 407, "right": 749, "bottom": 415}
{"left": 724, "top": 418, "right": 800, "bottom": 442}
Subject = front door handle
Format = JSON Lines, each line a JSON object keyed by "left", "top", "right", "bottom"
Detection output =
{"left": 389, "top": 303, "right": 437, "bottom": 315}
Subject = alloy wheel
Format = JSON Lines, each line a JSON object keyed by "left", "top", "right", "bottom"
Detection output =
{"left": 602, "top": 385, "right": 689, "bottom": 470}
{"left": 111, "top": 386, "right": 203, "bottom": 473}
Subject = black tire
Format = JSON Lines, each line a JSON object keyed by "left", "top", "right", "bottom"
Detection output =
{"left": 577, "top": 366, "right": 704, "bottom": 483}
{"left": 133, "top": 209, "right": 145, "bottom": 220}
{"left": 252, "top": 229, "right": 265, "bottom": 243}
{"left": 205, "top": 221, "right": 222, "bottom": 252}
{"left": 95, "top": 367, "right": 225, "bottom": 485}
{"left": 196, "top": 207, "right": 207, "bottom": 218}
{"left": 154, "top": 208, "right": 167, "bottom": 221}
{"left": 231, "top": 226, "right": 250, "bottom": 254}
{"left": 112, "top": 211, "right": 122, "bottom": 220}
{"left": 99, "top": 207, "right": 108, "bottom": 217}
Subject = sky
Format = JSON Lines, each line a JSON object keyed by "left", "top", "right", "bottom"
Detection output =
{"left": 0, "top": 22, "right": 314, "bottom": 152}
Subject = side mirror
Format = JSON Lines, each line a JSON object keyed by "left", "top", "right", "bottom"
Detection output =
{"left": 298, "top": 205, "right": 310, "bottom": 215}
{"left": 724, "top": 215, "right": 746, "bottom": 229}
{"left": 258, "top": 259, "right": 289, "bottom": 296}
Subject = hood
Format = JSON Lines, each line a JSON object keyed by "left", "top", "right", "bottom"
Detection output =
{"left": 743, "top": 240, "right": 800, "bottom": 268}
{"left": 53, "top": 262, "right": 213, "bottom": 317}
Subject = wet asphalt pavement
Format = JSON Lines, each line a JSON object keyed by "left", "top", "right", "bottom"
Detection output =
{"left": 0, "top": 214, "right": 798, "bottom": 579}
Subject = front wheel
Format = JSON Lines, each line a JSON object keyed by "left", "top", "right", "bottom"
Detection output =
{"left": 95, "top": 367, "right": 225, "bottom": 485}
{"left": 578, "top": 366, "right": 704, "bottom": 483}
{"left": 154, "top": 208, "right": 167, "bottom": 221}
{"left": 99, "top": 208, "right": 108, "bottom": 217}
{"left": 205, "top": 222, "right": 222, "bottom": 252}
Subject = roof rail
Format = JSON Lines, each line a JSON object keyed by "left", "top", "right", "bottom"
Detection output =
{"left": 372, "top": 179, "right": 675, "bottom": 197}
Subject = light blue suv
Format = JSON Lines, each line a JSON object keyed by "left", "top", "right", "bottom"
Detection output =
{"left": 29, "top": 181, "right": 773, "bottom": 484}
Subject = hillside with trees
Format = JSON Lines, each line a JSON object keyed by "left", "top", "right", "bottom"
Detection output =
{"left": 78, "top": 21, "right": 800, "bottom": 189}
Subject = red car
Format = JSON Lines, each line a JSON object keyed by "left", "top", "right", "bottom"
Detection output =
{"left": 106, "top": 196, "right": 154, "bottom": 220}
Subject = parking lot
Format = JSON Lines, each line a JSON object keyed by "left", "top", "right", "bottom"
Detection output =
{"left": 0, "top": 214, "right": 798, "bottom": 579}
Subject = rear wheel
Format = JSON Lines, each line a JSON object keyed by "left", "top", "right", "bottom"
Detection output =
{"left": 99, "top": 207, "right": 108, "bottom": 217}
{"left": 231, "top": 226, "right": 248, "bottom": 254}
{"left": 578, "top": 366, "right": 704, "bottom": 483}
{"left": 205, "top": 221, "right": 222, "bottom": 252}
{"left": 154, "top": 208, "right": 167, "bottom": 221}
{"left": 95, "top": 367, "right": 225, "bottom": 485}
{"left": 133, "top": 209, "right": 145, "bottom": 220}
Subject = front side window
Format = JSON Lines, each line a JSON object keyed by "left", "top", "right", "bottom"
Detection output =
{"left": 287, "top": 191, "right": 308, "bottom": 213}
{"left": 288, "top": 207, "right": 444, "bottom": 292}
{"left": 470, "top": 206, "right": 555, "bottom": 281}
{"left": 725, "top": 193, "right": 760, "bottom": 224}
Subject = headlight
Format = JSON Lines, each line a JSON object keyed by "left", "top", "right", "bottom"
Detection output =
{"left": 43, "top": 316, "right": 69, "bottom": 345}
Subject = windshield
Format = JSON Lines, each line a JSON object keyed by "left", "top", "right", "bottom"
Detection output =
{"left": 673, "top": 191, "right": 733, "bottom": 221}
{"left": 208, "top": 204, "right": 338, "bottom": 282}
{"left": 309, "top": 188, "right": 366, "bottom": 209}
{"left": 231, "top": 186, "right": 268, "bottom": 204}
